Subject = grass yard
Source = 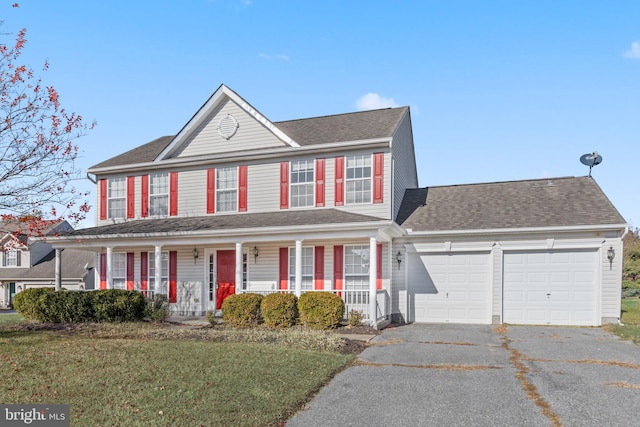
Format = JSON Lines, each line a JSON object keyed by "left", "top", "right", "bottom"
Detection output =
{"left": 0, "top": 313, "right": 25, "bottom": 326}
{"left": 0, "top": 321, "right": 355, "bottom": 426}
{"left": 607, "top": 298, "right": 640, "bottom": 344}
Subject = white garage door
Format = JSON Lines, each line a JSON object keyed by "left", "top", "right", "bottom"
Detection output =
{"left": 408, "top": 252, "right": 491, "bottom": 324}
{"left": 503, "top": 250, "right": 597, "bottom": 326}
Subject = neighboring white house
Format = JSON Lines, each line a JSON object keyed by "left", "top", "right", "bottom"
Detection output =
{"left": 46, "top": 84, "right": 627, "bottom": 326}
{"left": 0, "top": 220, "right": 96, "bottom": 308}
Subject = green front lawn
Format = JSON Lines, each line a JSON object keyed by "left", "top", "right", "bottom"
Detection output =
{"left": 0, "top": 313, "right": 24, "bottom": 326}
{"left": 607, "top": 298, "right": 640, "bottom": 344}
{"left": 0, "top": 323, "right": 354, "bottom": 426}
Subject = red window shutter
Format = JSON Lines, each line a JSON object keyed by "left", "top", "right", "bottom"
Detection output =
{"left": 99, "top": 253, "right": 106, "bottom": 290}
{"left": 207, "top": 168, "right": 215, "bottom": 214}
{"left": 238, "top": 165, "right": 248, "bottom": 212}
{"left": 141, "top": 175, "right": 149, "bottom": 218}
{"left": 280, "top": 162, "right": 289, "bottom": 209}
{"left": 170, "top": 172, "right": 178, "bottom": 216}
{"left": 334, "top": 157, "right": 344, "bottom": 206}
{"left": 333, "top": 245, "right": 343, "bottom": 291}
{"left": 315, "top": 158, "right": 325, "bottom": 207}
{"left": 376, "top": 243, "right": 383, "bottom": 290}
{"left": 373, "top": 152, "right": 384, "bottom": 203}
{"left": 99, "top": 179, "right": 107, "bottom": 220}
{"left": 279, "top": 247, "right": 288, "bottom": 290}
{"left": 127, "top": 176, "right": 135, "bottom": 219}
{"left": 126, "top": 252, "right": 135, "bottom": 290}
{"left": 140, "top": 252, "right": 148, "bottom": 291}
{"left": 169, "top": 251, "right": 177, "bottom": 303}
{"left": 314, "top": 246, "right": 324, "bottom": 290}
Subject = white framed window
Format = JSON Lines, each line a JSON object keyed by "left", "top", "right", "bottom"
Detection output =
{"left": 344, "top": 245, "right": 370, "bottom": 290}
{"left": 289, "top": 247, "right": 314, "bottom": 291}
{"left": 148, "top": 251, "right": 169, "bottom": 294}
{"left": 4, "top": 249, "right": 20, "bottom": 267}
{"left": 149, "top": 173, "right": 169, "bottom": 216}
{"left": 108, "top": 177, "right": 126, "bottom": 219}
{"left": 242, "top": 253, "right": 248, "bottom": 290}
{"left": 290, "top": 160, "right": 314, "bottom": 207}
{"left": 216, "top": 167, "right": 237, "bottom": 212}
{"left": 345, "top": 155, "right": 371, "bottom": 204}
{"left": 112, "top": 252, "right": 127, "bottom": 290}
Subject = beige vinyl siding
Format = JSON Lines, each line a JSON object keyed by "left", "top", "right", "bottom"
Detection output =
{"left": 600, "top": 237, "right": 623, "bottom": 322}
{"left": 390, "top": 111, "right": 418, "bottom": 221}
{"left": 391, "top": 244, "right": 408, "bottom": 322}
{"left": 175, "top": 98, "right": 285, "bottom": 158}
{"left": 247, "top": 162, "right": 287, "bottom": 213}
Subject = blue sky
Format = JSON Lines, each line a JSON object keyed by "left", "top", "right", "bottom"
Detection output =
{"left": 5, "top": 1, "right": 639, "bottom": 228}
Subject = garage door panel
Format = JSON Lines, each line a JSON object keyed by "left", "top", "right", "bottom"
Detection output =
{"left": 503, "top": 250, "right": 597, "bottom": 326}
{"left": 409, "top": 252, "right": 490, "bottom": 324}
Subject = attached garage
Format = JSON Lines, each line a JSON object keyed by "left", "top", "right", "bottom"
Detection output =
{"left": 503, "top": 250, "right": 598, "bottom": 326}
{"left": 408, "top": 252, "right": 491, "bottom": 324}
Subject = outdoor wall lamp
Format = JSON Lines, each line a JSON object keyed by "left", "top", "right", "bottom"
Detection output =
{"left": 192, "top": 248, "right": 199, "bottom": 264}
{"left": 253, "top": 246, "right": 259, "bottom": 264}
{"left": 396, "top": 251, "right": 403, "bottom": 269}
{"left": 607, "top": 246, "right": 615, "bottom": 270}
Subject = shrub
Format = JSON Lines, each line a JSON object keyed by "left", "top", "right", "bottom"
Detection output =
{"left": 206, "top": 310, "right": 218, "bottom": 326}
{"left": 13, "top": 288, "right": 55, "bottom": 321}
{"left": 297, "top": 292, "right": 344, "bottom": 330}
{"left": 261, "top": 293, "right": 298, "bottom": 329}
{"left": 623, "top": 288, "right": 640, "bottom": 298}
{"left": 222, "top": 293, "right": 263, "bottom": 328}
{"left": 145, "top": 294, "right": 171, "bottom": 322}
{"left": 50, "top": 291, "right": 95, "bottom": 323}
{"left": 347, "top": 309, "right": 364, "bottom": 327}
{"left": 92, "top": 290, "right": 146, "bottom": 322}
{"left": 623, "top": 280, "right": 640, "bottom": 289}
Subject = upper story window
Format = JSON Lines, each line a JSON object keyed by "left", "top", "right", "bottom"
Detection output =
{"left": 149, "top": 173, "right": 169, "bottom": 216}
{"left": 3, "top": 249, "right": 21, "bottom": 267}
{"left": 217, "top": 167, "right": 237, "bottom": 212}
{"left": 345, "top": 155, "right": 372, "bottom": 204}
{"left": 112, "top": 252, "right": 127, "bottom": 290}
{"left": 108, "top": 177, "right": 126, "bottom": 219}
{"left": 288, "top": 247, "right": 314, "bottom": 291}
{"left": 290, "top": 160, "right": 314, "bottom": 207}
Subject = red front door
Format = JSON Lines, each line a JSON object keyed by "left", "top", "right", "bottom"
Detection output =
{"left": 216, "top": 250, "right": 236, "bottom": 309}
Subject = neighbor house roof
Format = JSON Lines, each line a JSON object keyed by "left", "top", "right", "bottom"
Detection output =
{"left": 59, "top": 209, "right": 388, "bottom": 238}
{"left": 0, "top": 249, "right": 94, "bottom": 281}
{"left": 397, "top": 176, "right": 626, "bottom": 232}
{"left": 89, "top": 107, "right": 408, "bottom": 170}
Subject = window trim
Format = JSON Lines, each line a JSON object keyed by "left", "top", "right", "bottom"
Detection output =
{"left": 344, "top": 154, "right": 372, "bottom": 205}
{"left": 216, "top": 166, "right": 238, "bottom": 213}
{"left": 343, "top": 244, "right": 370, "bottom": 290}
{"left": 289, "top": 159, "right": 315, "bottom": 208}
{"left": 111, "top": 252, "right": 127, "bottom": 290}
{"left": 288, "top": 246, "right": 314, "bottom": 291}
{"left": 149, "top": 172, "right": 169, "bottom": 217}
{"left": 107, "top": 177, "right": 127, "bottom": 219}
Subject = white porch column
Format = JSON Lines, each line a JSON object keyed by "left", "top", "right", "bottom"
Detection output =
{"left": 106, "top": 247, "right": 113, "bottom": 290}
{"left": 154, "top": 245, "right": 162, "bottom": 295}
{"left": 54, "top": 248, "right": 62, "bottom": 291}
{"left": 235, "top": 242, "right": 243, "bottom": 293}
{"left": 369, "top": 237, "right": 377, "bottom": 326}
{"left": 295, "top": 240, "right": 302, "bottom": 297}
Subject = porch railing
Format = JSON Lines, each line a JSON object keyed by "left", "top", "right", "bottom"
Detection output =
{"left": 236, "top": 288, "right": 389, "bottom": 323}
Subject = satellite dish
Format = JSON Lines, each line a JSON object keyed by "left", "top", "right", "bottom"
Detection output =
{"left": 579, "top": 151, "right": 602, "bottom": 177}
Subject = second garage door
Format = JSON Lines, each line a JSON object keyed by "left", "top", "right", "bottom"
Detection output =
{"left": 408, "top": 252, "right": 491, "bottom": 324}
{"left": 503, "top": 250, "right": 598, "bottom": 326}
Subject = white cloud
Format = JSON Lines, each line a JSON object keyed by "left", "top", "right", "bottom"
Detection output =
{"left": 258, "top": 53, "right": 289, "bottom": 61}
{"left": 355, "top": 93, "right": 399, "bottom": 110}
{"left": 623, "top": 41, "right": 640, "bottom": 59}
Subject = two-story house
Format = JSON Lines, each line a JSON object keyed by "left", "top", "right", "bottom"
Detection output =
{"left": 47, "top": 84, "right": 627, "bottom": 326}
{"left": 0, "top": 220, "right": 95, "bottom": 308}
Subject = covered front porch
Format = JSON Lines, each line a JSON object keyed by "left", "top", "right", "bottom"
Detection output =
{"left": 47, "top": 211, "right": 403, "bottom": 327}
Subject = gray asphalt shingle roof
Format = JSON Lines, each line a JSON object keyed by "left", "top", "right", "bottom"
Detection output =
{"left": 89, "top": 107, "right": 408, "bottom": 170}
{"left": 0, "top": 249, "right": 94, "bottom": 281}
{"left": 61, "top": 209, "right": 388, "bottom": 237}
{"left": 397, "top": 176, "right": 626, "bottom": 232}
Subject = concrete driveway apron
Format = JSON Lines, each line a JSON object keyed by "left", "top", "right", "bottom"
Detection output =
{"left": 287, "top": 324, "right": 640, "bottom": 427}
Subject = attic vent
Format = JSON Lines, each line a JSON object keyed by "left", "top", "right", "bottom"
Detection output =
{"left": 217, "top": 114, "right": 239, "bottom": 140}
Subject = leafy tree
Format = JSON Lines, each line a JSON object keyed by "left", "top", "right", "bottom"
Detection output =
{"left": 0, "top": 5, "right": 93, "bottom": 235}
{"left": 623, "top": 228, "right": 640, "bottom": 282}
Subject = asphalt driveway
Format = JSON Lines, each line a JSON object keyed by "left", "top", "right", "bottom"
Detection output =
{"left": 287, "top": 324, "right": 640, "bottom": 427}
